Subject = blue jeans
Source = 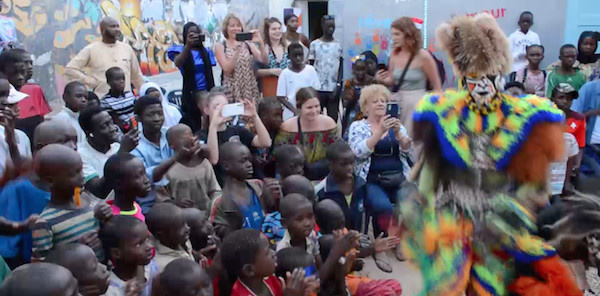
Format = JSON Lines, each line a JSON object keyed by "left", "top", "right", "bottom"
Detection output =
{"left": 582, "top": 145, "right": 600, "bottom": 178}
{"left": 365, "top": 183, "right": 396, "bottom": 236}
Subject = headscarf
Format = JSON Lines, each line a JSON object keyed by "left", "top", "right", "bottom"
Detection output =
{"left": 139, "top": 82, "right": 182, "bottom": 128}
{"left": 182, "top": 22, "right": 214, "bottom": 131}
{"left": 577, "top": 31, "right": 600, "bottom": 64}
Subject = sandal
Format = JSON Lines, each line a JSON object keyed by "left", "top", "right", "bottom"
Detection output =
{"left": 373, "top": 252, "right": 393, "bottom": 273}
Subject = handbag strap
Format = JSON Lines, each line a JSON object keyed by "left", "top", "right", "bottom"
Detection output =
{"left": 392, "top": 53, "right": 416, "bottom": 93}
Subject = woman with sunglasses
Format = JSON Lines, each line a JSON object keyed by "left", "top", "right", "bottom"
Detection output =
{"left": 347, "top": 84, "right": 411, "bottom": 261}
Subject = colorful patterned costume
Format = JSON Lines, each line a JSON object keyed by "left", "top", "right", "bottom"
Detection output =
{"left": 402, "top": 14, "right": 582, "bottom": 296}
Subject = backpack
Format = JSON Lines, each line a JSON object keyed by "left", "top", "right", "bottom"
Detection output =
{"left": 508, "top": 68, "right": 547, "bottom": 83}
{"left": 426, "top": 51, "right": 446, "bottom": 91}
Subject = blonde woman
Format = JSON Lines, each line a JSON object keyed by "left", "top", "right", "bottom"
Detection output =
{"left": 348, "top": 84, "right": 411, "bottom": 259}
{"left": 214, "top": 14, "right": 268, "bottom": 104}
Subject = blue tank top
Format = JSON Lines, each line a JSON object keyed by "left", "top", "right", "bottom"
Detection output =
{"left": 235, "top": 187, "right": 265, "bottom": 231}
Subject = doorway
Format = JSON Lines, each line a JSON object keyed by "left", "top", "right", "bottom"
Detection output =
{"left": 308, "top": 1, "right": 328, "bottom": 40}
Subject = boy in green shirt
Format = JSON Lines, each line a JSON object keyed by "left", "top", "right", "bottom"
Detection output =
{"left": 546, "top": 44, "right": 586, "bottom": 97}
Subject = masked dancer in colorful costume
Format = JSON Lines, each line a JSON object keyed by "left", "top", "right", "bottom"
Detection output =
{"left": 402, "top": 13, "right": 582, "bottom": 296}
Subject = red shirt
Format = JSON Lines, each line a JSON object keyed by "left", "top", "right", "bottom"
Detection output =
{"left": 566, "top": 111, "right": 586, "bottom": 148}
{"left": 231, "top": 276, "right": 282, "bottom": 296}
{"left": 18, "top": 83, "right": 51, "bottom": 119}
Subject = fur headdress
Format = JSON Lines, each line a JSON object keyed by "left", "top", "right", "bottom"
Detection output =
{"left": 436, "top": 13, "right": 511, "bottom": 78}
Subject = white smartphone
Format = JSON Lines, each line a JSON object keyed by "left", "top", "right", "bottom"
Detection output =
{"left": 221, "top": 103, "right": 244, "bottom": 118}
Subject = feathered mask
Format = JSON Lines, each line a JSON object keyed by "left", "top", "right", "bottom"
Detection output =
{"left": 436, "top": 13, "right": 512, "bottom": 78}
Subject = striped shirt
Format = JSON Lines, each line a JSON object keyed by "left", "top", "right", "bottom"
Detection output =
{"left": 31, "top": 199, "right": 104, "bottom": 262}
{"left": 100, "top": 91, "right": 136, "bottom": 128}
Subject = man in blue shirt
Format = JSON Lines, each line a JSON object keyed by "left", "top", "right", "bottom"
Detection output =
{"left": 131, "top": 96, "right": 200, "bottom": 213}
{"left": 571, "top": 80, "right": 600, "bottom": 177}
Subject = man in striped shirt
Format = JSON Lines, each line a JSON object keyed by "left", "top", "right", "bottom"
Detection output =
{"left": 30, "top": 144, "right": 112, "bottom": 262}
{"left": 101, "top": 67, "right": 137, "bottom": 132}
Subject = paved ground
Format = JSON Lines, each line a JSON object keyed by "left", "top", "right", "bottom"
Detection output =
{"left": 356, "top": 250, "right": 423, "bottom": 295}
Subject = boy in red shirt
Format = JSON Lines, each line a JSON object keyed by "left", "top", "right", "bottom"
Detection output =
{"left": 552, "top": 83, "right": 586, "bottom": 183}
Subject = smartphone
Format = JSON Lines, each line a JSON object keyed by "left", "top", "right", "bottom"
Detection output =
{"left": 122, "top": 116, "right": 138, "bottom": 133}
{"left": 198, "top": 34, "right": 205, "bottom": 42}
{"left": 221, "top": 103, "right": 245, "bottom": 117}
{"left": 377, "top": 63, "right": 387, "bottom": 71}
{"left": 386, "top": 103, "right": 399, "bottom": 118}
{"left": 235, "top": 32, "right": 254, "bottom": 42}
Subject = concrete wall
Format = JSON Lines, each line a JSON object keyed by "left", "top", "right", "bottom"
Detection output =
{"left": 0, "top": 0, "right": 271, "bottom": 102}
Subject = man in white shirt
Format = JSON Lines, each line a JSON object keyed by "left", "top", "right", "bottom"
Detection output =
{"left": 508, "top": 11, "right": 541, "bottom": 72}
{"left": 277, "top": 43, "right": 320, "bottom": 120}
{"left": 0, "top": 81, "right": 31, "bottom": 176}
{"left": 48, "top": 82, "right": 88, "bottom": 145}
{"left": 309, "top": 15, "right": 343, "bottom": 121}
{"left": 65, "top": 17, "right": 144, "bottom": 97}
{"left": 77, "top": 106, "right": 139, "bottom": 199}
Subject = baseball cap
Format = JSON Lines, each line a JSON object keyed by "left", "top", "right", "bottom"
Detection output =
{"left": 7, "top": 84, "right": 28, "bottom": 104}
{"left": 555, "top": 83, "right": 579, "bottom": 100}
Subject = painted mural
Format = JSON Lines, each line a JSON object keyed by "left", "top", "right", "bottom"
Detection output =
{"left": 0, "top": 0, "right": 268, "bottom": 101}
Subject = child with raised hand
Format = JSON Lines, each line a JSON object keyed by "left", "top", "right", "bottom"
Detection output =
{"left": 99, "top": 215, "right": 158, "bottom": 296}
{"left": 220, "top": 228, "right": 312, "bottom": 296}
{"left": 31, "top": 144, "right": 112, "bottom": 262}
{"left": 145, "top": 202, "right": 194, "bottom": 271}
{"left": 155, "top": 258, "right": 213, "bottom": 296}
{"left": 46, "top": 243, "right": 110, "bottom": 296}
{"left": 315, "top": 199, "right": 400, "bottom": 275}
{"left": 199, "top": 87, "right": 272, "bottom": 167}
{"left": 0, "top": 262, "right": 78, "bottom": 296}
{"left": 164, "top": 123, "right": 221, "bottom": 210}
{"left": 275, "top": 247, "right": 320, "bottom": 295}
{"left": 101, "top": 67, "right": 137, "bottom": 132}
{"left": 103, "top": 153, "right": 151, "bottom": 221}
{"left": 255, "top": 97, "right": 283, "bottom": 179}
{"left": 277, "top": 193, "right": 360, "bottom": 290}
{"left": 210, "top": 141, "right": 273, "bottom": 239}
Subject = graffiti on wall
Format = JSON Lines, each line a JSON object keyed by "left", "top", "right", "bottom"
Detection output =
{"left": 0, "top": 0, "right": 268, "bottom": 100}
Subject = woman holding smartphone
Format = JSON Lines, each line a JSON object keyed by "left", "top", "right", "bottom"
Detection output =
{"left": 168, "top": 22, "right": 216, "bottom": 132}
{"left": 215, "top": 14, "right": 268, "bottom": 105}
{"left": 257, "top": 17, "right": 290, "bottom": 97}
{"left": 347, "top": 84, "right": 411, "bottom": 261}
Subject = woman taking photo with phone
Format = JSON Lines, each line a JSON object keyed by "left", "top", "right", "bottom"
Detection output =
{"left": 375, "top": 17, "right": 441, "bottom": 137}
{"left": 215, "top": 14, "right": 268, "bottom": 105}
{"left": 348, "top": 84, "right": 411, "bottom": 261}
{"left": 274, "top": 87, "right": 340, "bottom": 180}
{"left": 257, "top": 17, "right": 290, "bottom": 97}
{"left": 168, "top": 22, "right": 215, "bottom": 132}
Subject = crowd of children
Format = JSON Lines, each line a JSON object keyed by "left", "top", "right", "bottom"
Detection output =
{"left": 1, "top": 9, "right": 600, "bottom": 296}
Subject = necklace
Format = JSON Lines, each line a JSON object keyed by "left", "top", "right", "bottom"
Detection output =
{"left": 465, "top": 94, "right": 502, "bottom": 116}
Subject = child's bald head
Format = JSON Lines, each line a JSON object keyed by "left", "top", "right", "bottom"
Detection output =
{"left": 34, "top": 144, "right": 84, "bottom": 194}
{"left": 0, "top": 262, "right": 78, "bottom": 296}
{"left": 282, "top": 175, "right": 315, "bottom": 203}
{"left": 314, "top": 199, "right": 346, "bottom": 234}
{"left": 33, "top": 120, "right": 78, "bottom": 152}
